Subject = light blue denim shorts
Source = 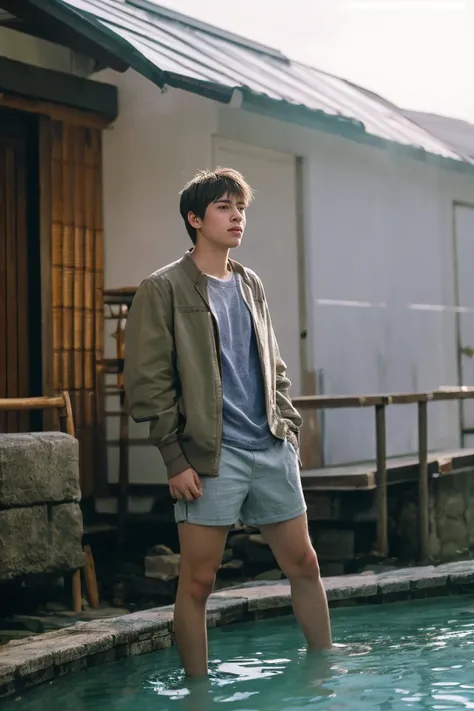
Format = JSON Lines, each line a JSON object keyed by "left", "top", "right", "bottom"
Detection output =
{"left": 174, "top": 438, "right": 306, "bottom": 527}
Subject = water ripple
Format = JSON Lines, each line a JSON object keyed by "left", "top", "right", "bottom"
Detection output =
{"left": 5, "top": 595, "right": 474, "bottom": 711}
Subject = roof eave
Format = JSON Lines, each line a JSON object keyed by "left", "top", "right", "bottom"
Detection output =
{"left": 239, "top": 90, "right": 474, "bottom": 174}
{"left": 157, "top": 73, "right": 474, "bottom": 173}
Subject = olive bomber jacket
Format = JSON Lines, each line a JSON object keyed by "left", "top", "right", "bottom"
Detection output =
{"left": 124, "top": 251, "right": 303, "bottom": 479}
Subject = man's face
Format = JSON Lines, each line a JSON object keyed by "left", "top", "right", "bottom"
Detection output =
{"left": 189, "top": 192, "right": 247, "bottom": 250}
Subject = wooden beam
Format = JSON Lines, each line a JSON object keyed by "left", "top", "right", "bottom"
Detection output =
{"left": 299, "top": 370, "right": 323, "bottom": 469}
{"left": 293, "top": 388, "right": 474, "bottom": 410}
{"left": 38, "top": 117, "right": 54, "bottom": 407}
{"left": 0, "top": 57, "right": 117, "bottom": 120}
{"left": 0, "top": 94, "right": 112, "bottom": 130}
{"left": 418, "top": 400, "right": 429, "bottom": 561}
{"left": 375, "top": 404, "right": 388, "bottom": 557}
{"left": 0, "top": 0, "right": 128, "bottom": 73}
{"left": 0, "top": 395, "right": 65, "bottom": 410}
{"left": 293, "top": 394, "right": 387, "bottom": 409}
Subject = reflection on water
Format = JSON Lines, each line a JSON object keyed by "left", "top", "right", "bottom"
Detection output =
{"left": 5, "top": 595, "right": 474, "bottom": 711}
{"left": 148, "top": 648, "right": 341, "bottom": 711}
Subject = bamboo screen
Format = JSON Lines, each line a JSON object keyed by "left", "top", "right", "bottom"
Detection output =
{"left": 50, "top": 121, "right": 104, "bottom": 497}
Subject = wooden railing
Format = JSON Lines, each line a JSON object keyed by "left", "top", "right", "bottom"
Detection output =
{"left": 0, "top": 393, "right": 75, "bottom": 436}
{"left": 292, "top": 386, "right": 474, "bottom": 561}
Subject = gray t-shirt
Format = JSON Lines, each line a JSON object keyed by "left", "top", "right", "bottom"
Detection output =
{"left": 207, "top": 272, "right": 273, "bottom": 450}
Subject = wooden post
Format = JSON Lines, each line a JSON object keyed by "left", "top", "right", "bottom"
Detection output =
{"left": 72, "top": 569, "right": 82, "bottom": 613}
{"left": 418, "top": 399, "right": 429, "bottom": 561}
{"left": 60, "top": 390, "right": 75, "bottom": 437}
{"left": 83, "top": 544, "right": 100, "bottom": 609}
{"left": 299, "top": 370, "right": 323, "bottom": 469}
{"left": 117, "top": 389, "right": 129, "bottom": 542}
{"left": 375, "top": 404, "right": 388, "bottom": 557}
{"left": 39, "top": 117, "right": 55, "bottom": 430}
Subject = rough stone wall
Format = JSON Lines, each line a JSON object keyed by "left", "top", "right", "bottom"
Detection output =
{"left": 0, "top": 433, "right": 84, "bottom": 581}
{"left": 391, "top": 468, "right": 474, "bottom": 561}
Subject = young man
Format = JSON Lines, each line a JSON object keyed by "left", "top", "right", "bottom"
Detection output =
{"left": 124, "top": 168, "right": 332, "bottom": 678}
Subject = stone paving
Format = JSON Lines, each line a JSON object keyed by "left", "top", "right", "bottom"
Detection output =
{"left": 2, "top": 560, "right": 474, "bottom": 700}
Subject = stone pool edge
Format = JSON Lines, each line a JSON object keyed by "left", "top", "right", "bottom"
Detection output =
{"left": 2, "top": 560, "right": 474, "bottom": 700}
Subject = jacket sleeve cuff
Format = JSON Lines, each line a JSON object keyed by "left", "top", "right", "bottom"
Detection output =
{"left": 157, "top": 439, "right": 189, "bottom": 479}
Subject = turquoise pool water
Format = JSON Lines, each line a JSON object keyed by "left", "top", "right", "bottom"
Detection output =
{"left": 5, "top": 595, "right": 474, "bottom": 710}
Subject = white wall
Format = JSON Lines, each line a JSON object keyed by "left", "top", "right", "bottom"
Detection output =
{"left": 98, "top": 69, "right": 474, "bottom": 492}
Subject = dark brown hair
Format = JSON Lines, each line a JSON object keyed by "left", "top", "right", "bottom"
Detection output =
{"left": 179, "top": 167, "right": 254, "bottom": 244}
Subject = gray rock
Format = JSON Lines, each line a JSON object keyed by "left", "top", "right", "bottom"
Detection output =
{"left": 398, "top": 565, "right": 436, "bottom": 576}
{"left": 214, "top": 578, "right": 245, "bottom": 591}
{"left": 49, "top": 504, "right": 84, "bottom": 573}
{"left": 253, "top": 569, "right": 283, "bottom": 582}
{"left": 443, "top": 494, "right": 466, "bottom": 520}
{"left": 45, "top": 602, "right": 69, "bottom": 613}
{"left": 145, "top": 553, "right": 180, "bottom": 580}
{"left": 206, "top": 597, "right": 247, "bottom": 627}
{"left": 92, "top": 609, "right": 173, "bottom": 645}
{"left": 146, "top": 544, "right": 174, "bottom": 556}
{"left": 320, "top": 562, "right": 345, "bottom": 577}
{"left": 449, "top": 570, "right": 474, "bottom": 584}
{"left": 324, "top": 574, "right": 378, "bottom": 600}
{"left": 397, "top": 502, "right": 418, "bottom": 559}
{"left": 0, "top": 433, "right": 80, "bottom": 507}
{"left": 314, "top": 529, "right": 355, "bottom": 561}
{"left": 361, "top": 564, "right": 397, "bottom": 574}
{"left": 441, "top": 541, "right": 468, "bottom": 559}
{"left": 0, "top": 662, "right": 16, "bottom": 691}
{"left": 228, "top": 533, "right": 249, "bottom": 555}
{"left": 378, "top": 576, "right": 411, "bottom": 594}
{"left": 119, "top": 561, "right": 143, "bottom": 577}
{"left": 245, "top": 535, "right": 275, "bottom": 564}
{"left": 239, "top": 584, "right": 291, "bottom": 611}
{"left": 222, "top": 548, "right": 233, "bottom": 563}
{"left": 412, "top": 572, "right": 448, "bottom": 589}
{"left": 465, "top": 508, "right": 474, "bottom": 541}
{"left": 438, "top": 519, "right": 468, "bottom": 546}
{"left": 0, "top": 504, "right": 84, "bottom": 581}
{"left": 123, "top": 575, "right": 178, "bottom": 601}
{"left": 429, "top": 531, "right": 441, "bottom": 558}
{"left": 220, "top": 559, "right": 244, "bottom": 571}
{"left": 436, "top": 561, "right": 474, "bottom": 573}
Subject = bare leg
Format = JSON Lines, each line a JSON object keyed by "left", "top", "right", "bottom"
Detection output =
{"left": 260, "top": 513, "right": 332, "bottom": 650}
{"left": 174, "top": 523, "right": 229, "bottom": 678}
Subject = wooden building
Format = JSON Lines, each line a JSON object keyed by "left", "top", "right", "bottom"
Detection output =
{"left": 0, "top": 0, "right": 123, "bottom": 497}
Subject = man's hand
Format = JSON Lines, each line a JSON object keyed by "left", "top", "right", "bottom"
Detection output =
{"left": 169, "top": 468, "right": 203, "bottom": 501}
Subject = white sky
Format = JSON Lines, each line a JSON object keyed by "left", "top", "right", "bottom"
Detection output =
{"left": 156, "top": 0, "right": 474, "bottom": 123}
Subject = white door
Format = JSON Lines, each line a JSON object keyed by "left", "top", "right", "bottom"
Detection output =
{"left": 454, "top": 204, "right": 474, "bottom": 445}
{"left": 213, "top": 138, "right": 302, "bottom": 395}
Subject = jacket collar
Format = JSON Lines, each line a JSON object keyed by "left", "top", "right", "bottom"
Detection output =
{"left": 178, "top": 249, "right": 248, "bottom": 285}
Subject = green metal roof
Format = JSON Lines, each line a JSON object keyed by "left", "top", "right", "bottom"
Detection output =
{"left": 37, "top": 0, "right": 473, "bottom": 167}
